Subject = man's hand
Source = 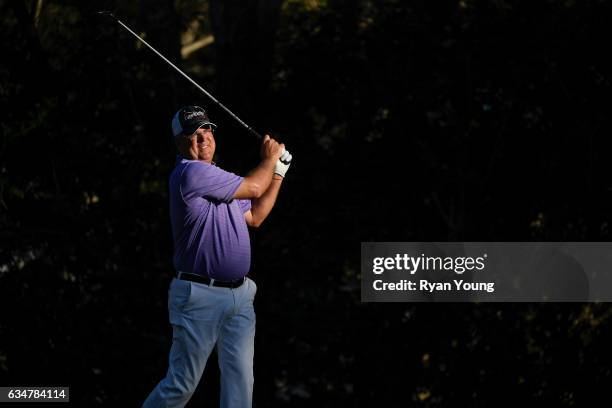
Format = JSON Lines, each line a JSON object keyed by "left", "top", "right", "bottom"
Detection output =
{"left": 260, "top": 135, "right": 284, "bottom": 162}
{"left": 234, "top": 135, "right": 285, "bottom": 199}
{"left": 274, "top": 148, "right": 292, "bottom": 178}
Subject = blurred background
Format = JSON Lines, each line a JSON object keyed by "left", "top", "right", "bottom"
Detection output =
{"left": 1, "top": 0, "right": 612, "bottom": 406}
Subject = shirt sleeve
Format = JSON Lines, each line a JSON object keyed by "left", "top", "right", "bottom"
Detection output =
{"left": 237, "top": 199, "right": 252, "bottom": 213}
{"left": 180, "top": 161, "right": 243, "bottom": 203}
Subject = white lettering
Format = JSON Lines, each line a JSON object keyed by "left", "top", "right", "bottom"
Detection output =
{"left": 185, "top": 112, "right": 205, "bottom": 120}
{"left": 410, "top": 256, "right": 421, "bottom": 274}
{"left": 372, "top": 257, "right": 385, "bottom": 274}
{"left": 419, "top": 280, "right": 452, "bottom": 292}
{"left": 453, "top": 280, "right": 495, "bottom": 293}
{"left": 373, "top": 280, "right": 413, "bottom": 291}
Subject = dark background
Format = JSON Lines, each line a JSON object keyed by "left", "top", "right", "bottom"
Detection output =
{"left": 1, "top": 0, "right": 612, "bottom": 406}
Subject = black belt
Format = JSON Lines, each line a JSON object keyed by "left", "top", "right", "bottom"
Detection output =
{"left": 176, "top": 271, "right": 245, "bottom": 288}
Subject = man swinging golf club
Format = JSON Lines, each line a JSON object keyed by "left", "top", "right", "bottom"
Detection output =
{"left": 143, "top": 105, "right": 292, "bottom": 408}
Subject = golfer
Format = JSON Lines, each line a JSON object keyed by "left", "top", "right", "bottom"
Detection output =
{"left": 143, "top": 106, "right": 292, "bottom": 408}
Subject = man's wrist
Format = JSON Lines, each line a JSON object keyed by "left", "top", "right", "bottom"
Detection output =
{"left": 262, "top": 157, "right": 276, "bottom": 166}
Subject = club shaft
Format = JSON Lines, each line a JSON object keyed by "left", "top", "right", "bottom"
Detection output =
{"left": 113, "top": 17, "right": 262, "bottom": 140}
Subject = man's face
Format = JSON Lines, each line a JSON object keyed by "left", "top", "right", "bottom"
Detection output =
{"left": 181, "top": 125, "right": 216, "bottom": 163}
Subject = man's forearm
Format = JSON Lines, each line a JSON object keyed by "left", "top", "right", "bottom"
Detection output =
{"left": 233, "top": 158, "right": 276, "bottom": 199}
{"left": 250, "top": 176, "right": 283, "bottom": 226}
{"left": 247, "top": 158, "right": 276, "bottom": 194}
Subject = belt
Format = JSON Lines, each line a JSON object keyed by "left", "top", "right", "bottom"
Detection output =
{"left": 176, "top": 271, "right": 245, "bottom": 289}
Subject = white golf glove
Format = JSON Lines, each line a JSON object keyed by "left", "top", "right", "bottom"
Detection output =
{"left": 274, "top": 148, "right": 292, "bottom": 178}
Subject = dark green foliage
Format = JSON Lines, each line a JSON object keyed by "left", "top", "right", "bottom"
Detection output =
{"left": 1, "top": 0, "right": 611, "bottom": 406}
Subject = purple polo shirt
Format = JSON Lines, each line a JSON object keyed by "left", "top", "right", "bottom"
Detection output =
{"left": 169, "top": 157, "right": 252, "bottom": 280}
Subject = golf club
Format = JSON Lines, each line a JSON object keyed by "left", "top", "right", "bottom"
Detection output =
{"left": 97, "top": 11, "right": 263, "bottom": 140}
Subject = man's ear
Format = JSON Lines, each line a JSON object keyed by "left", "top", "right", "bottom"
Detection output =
{"left": 175, "top": 134, "right": 189, "bottom": 150}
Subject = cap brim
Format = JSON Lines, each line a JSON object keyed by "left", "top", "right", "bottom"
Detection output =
{"left": 181, "top": 120, "right": 217, "bottom": 135}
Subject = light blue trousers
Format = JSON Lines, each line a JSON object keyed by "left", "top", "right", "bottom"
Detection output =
{"left": 143, "top": 277, "right": 257, "bottom": 408}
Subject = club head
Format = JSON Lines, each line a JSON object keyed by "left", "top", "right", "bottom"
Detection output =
{"left": 96, "top": 10, "right": 116, "bottom": 20}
